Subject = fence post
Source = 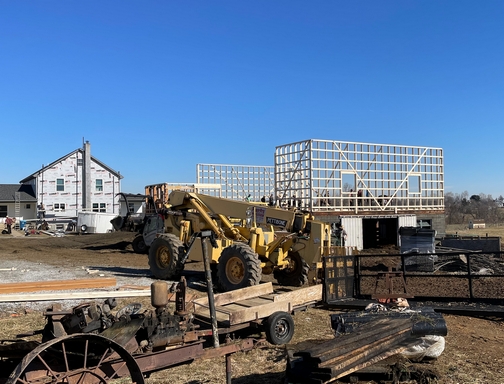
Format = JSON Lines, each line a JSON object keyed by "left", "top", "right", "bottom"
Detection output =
{"left": 467, "top": 253, "right": 474, "bottom": 300}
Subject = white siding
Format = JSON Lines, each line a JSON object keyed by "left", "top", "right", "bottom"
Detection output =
{"left": 397, "top": 215, "right": 417, "bottom": 247}
{"left": 340, "top": 217, "right": 363, "bottom": 250}
{"left": 36, "top": 152, "right": 120, "bottom": 218}
{"left": 398, "top": 215, "right": 417, "bottom": 229}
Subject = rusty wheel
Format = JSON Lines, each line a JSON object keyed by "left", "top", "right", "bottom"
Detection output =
{"left": 7, "top": 333, "right": 144, "bottom": 384}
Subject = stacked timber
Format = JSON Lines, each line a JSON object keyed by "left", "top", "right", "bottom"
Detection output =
{"left": 286, "top": 309, "right": 447, "bottom": 384}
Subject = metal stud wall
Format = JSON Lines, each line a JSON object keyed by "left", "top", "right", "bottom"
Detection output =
{"left": 274, "top": 139, "right": 444, "bottom": 213}
{"left": 196, "top": 164, "right": 275, "bottom": 202}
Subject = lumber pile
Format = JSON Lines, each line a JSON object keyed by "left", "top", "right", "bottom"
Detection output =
{"left": 286, "top": 307, "right": 448, "bottom": 383}
{"left": 286, "top": 318, "right": 418, "bottom": 383}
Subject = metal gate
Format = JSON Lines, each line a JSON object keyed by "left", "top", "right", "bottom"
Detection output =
{"left": 323, "top": 252, "right": 355, "bottom": 304}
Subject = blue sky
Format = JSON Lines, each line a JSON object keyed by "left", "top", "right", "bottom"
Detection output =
{"left": 1, "top": 1, "right": 503, "bottom": 197}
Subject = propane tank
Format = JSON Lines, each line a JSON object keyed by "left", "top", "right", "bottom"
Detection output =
{"left": 151, "top": 281, "right": 169, "bottom": 309}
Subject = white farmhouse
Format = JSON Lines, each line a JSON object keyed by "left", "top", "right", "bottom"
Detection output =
{"left": 19, "top": 141, "right": 123, "bottom": 220}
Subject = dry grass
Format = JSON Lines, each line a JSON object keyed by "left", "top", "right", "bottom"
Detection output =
{"left": 445, "top": 223, "right": 504, "bottom": 239}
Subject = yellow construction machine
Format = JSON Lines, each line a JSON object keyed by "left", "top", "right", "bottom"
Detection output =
{"left": 147, "top": 191, "right": 331, "bottom": 292}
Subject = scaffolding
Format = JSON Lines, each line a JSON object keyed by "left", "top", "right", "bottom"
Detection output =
{"left": 274, "top": 139, "right": 444, "bottom": 213}
{"left": 196, "top": 164, "right": 275, "bottom": 202}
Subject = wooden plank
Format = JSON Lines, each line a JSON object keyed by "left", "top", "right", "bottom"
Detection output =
{"left": 313, "top": 319, "right": 412, "bottom": 362}
{"left": 234, "top": 297, "right": 275, "bottom": 307}
{"left": 332, "top": 337, "right": 417, "bottom": 380}
{"left": 0, "top": 278, "right": 117, "bottom": 294}
{"left": 273, "top": 284, "right": 323, "bottom": 307}
{"left": 228, "top": 300, "right": 291, "bottom": 325}
{"left": 219, "top": 303, "right": 254, "bottom": 313}
{"left": 195, "top": 300, "right": 291, "bottom": 325}
{"left": 295, "top": 319, "right": 395, "bottom": 358}
{"left": 118, "top": 285, "right": 151, "bottom": 290}
{"left": 193, "top": 282, "right": 274, "bottom": 308}
{"left": 0, "top": 290, "right": 153, "bottom": 303}
{"left": 320, "top": 327, "right": 411, "bottom": 369}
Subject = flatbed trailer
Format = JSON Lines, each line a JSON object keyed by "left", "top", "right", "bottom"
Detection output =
{"left": 0, "top": 282, "right": 323, "bottom": 384}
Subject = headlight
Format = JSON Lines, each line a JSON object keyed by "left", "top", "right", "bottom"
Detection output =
{"left": 246, "top": 207, "right": 253, "bottom": 228}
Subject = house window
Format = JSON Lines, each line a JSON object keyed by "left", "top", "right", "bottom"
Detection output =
{"left": 128, "top": 203, "right": 135, "bottom": 213}
{"left": 25, "top": 204, "right": 31, "bottom": 209}
{"left": 96, "top": 179, "right": 103, "bottom": 192}
{"left": 56, "top": 179, "right": 65, "bottom": 192}
{"left": 54, "top": 203, "right": 66, "bottom": 212}
{"left": 0, "top": 206, "right": 7, "bottom": 218}
{"left": 92, "top": 203, "right": 106, "bottom": 212}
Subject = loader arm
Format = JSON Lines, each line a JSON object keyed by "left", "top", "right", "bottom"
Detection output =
{"left": 176, "top": 193, "right": 247, "bottom": 242}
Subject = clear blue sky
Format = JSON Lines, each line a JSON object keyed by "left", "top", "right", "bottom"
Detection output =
{"left": 1, "top": 1, "right": 503, "bottom": 197}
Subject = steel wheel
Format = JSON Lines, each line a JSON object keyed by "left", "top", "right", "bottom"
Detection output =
{"left": 264, "top": 311, "right": 295, "bottom": 345}
{"left": 7, "top": 333, "right": 144, "bottom": 384}
{"left": 225, "top": 256, "right": 245, "bottom": 284}
{"left": 274, "top": 252, "right": 309, "bottom": 287}
{"left": 148, "top": 234, "right": 184, "bottom": 279}
{"left": 157, "top": 247, "right": 171, "bottom": 268}
{"left": 217, "top": 244, "right": 262, "bottom": 292}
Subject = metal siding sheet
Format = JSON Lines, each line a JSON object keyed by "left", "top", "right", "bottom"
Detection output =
{"left": 398, "top": 215, "right": 417, "bottom": 247}
{"left": 341, "top": 217, "right": 363, "bottom": 250}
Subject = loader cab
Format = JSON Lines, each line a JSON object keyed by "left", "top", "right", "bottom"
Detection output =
{"left": 143, "top": 214, "right": 165, "bottom": 247}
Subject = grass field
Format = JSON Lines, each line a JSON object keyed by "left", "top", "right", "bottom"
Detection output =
{"left": 445, "top": 223, "right": 504, "bottom": 239}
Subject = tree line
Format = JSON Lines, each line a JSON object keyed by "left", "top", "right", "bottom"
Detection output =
{"left": 445, "top": 192, "right": 504, "bottom": 225}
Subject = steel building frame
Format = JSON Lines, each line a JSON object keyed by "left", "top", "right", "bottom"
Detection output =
{"left": 196, "top": 164, "right": 275, "bottom": 202}
{"left": 274, "top": 139, "right": 444, "bottom": 213}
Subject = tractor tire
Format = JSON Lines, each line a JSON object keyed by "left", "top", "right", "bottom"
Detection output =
{"left": 274, "top": 252, "right": 309, "bottom": 287}
{"left": 216, "top": 244, "right": 262, "bottom": 292}
{"left": 264, "top": 311, "right": 295, "bottom": 345}
{"left": 132, "top": 235, "right": 149, "bottom": 254}
{"left": 148, "top": 234, "right": 185, "bottom": 280}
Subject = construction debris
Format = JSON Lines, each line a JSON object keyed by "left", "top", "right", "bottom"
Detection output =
{"left": 286, "top": 306, "right": 447, "bottom": 383}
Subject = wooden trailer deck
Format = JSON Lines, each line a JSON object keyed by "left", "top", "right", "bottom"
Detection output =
{"left": 192, "top": 282, "right": 323, "bottom": 326}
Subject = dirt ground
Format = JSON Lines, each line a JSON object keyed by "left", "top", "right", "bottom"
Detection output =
{"left": 0, "top": 227, "right": 503, "bottom": 383}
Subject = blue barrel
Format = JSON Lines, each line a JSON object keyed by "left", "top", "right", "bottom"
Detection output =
{"left": 20, "top": 220, "right": 26, "bottom": 230}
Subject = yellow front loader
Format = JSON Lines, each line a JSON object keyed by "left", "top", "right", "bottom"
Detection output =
{"left": 147, "top": 191, "right": 331, "bottom": 292}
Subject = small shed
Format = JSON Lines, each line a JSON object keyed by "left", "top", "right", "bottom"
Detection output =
{"left": 468, "top": 219, "right": 485, "bottom": 229}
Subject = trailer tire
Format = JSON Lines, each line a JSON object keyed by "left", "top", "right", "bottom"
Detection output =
{"left": 217, "top": 244, "right": 262, "bottom": 292}
{"left": 274, "top": 251, "right": 309, "bottom": 287}
{"left": 148, "top": 234, "right": 185, "bottom": 280}
{"left": 264, "top": 311, "right": 295, "bottom": 345}
{"left": 132, "top": 234, "right": 149, "bottom": 254}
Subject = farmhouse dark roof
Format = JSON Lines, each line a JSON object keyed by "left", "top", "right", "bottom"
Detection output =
{"left": 0, "top": 184, "right": 37, "bottom": 202}
{"left": 19, "top": 148, "right": 123, "bottom": 184}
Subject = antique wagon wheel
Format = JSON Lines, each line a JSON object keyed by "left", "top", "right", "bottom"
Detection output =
{"left": 7, "top": 333, "right": 144, "bottom": 384}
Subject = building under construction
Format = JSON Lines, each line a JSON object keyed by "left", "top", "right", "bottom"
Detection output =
{"left": 274, "top": 139, "right": 445, "bottom": 250}
{"left": 148, "top": 139, "right": 444, "bottom": 250}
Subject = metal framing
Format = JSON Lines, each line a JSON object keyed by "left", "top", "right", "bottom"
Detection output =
{"left": 196, "top": 163, "right": 275, "bottom": 202}
{"left": 274, "top": 139, "right": 444, "bottom": 213}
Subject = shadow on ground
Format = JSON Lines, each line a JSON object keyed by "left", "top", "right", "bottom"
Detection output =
{"left": 88, "top": 265, "right": 151, "bottom": 278}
